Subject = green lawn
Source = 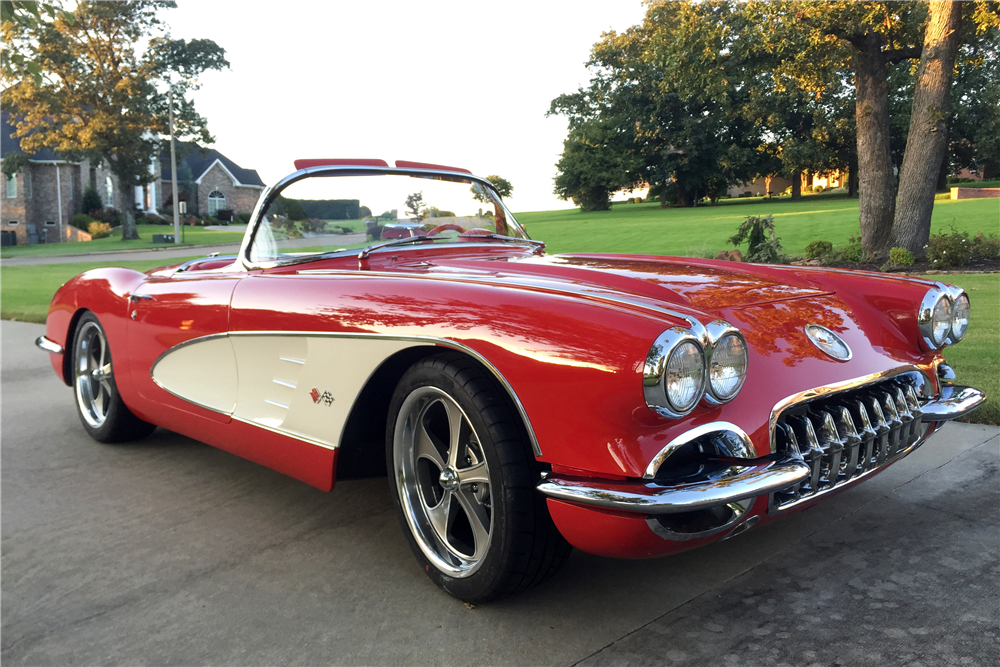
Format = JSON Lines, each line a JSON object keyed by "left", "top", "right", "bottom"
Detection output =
{"left": 516, "top": 194, "right": 1000, "bottom": 257}
{"left": 0, "top": 224, "right": 247, "bottom": 259}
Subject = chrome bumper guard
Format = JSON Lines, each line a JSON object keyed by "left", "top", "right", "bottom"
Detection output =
{"left": 35, "top": 336, "right": 64, "bottom": 355}
{"left": 536, "top": 382, "right": 984, "bottom": 519}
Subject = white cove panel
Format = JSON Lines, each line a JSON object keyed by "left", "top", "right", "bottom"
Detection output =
{"left": 230, "top": 335, "right": 422, "bottom": 449}
{"left": 151, "top": 336, "right": 238, "bottom": 414}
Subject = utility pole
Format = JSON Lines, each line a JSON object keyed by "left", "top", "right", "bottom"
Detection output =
{"left": 168, "top": 87, "right": 181, "bottom": 244}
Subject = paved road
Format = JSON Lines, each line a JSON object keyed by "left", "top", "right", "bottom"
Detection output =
{"left": 2, "top": 319, "right": 998, "bottom": 666}
{"left": 0, "top": 233, "right": 368, "bottom": 266}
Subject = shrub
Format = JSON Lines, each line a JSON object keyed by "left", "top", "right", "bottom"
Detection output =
{"left": 888, "top": 247, "right": 915, "bottom": 266}
{"left": 740, "top": 191, "right": 751, "bottom": 198}
{"left": 81, "top": 186, "right": 104, "bottom": 216}
{"left": 946, "top": 176, "right": 975, "bottom": 184}
{"left": 358, "top": 205, "right": 372, "bottom": 219}
{"left": 926, "top": 229, "right": 971, "bottom": 268}
{"left": 837, "top": 234, "right": 865, "bottom": 263}
{"left": 236, "top": 212, "right": 251, "bottom": 224}
{"left": 87, "top": 221, "right": 113, "bottom": 239}
{"left": 971, "top": 232, "right": 1000, "bottom": 257}
{"left": 635, "top": 197, "right": 643, "bottom": 203}
{"left": 802, "top": 184, "right": 814, "bottom": 193}
{"left": 366, "top": 224, "right": 384, "bottom": 241}
{"left": 215, "top": 208, "right": 234, "bottom": 222}
{"left": 91, "top": 207, "right": 123, "bottom": 226}
{"left": 71, "top": 213, "right": 95, "bottom": 231}
{"left": 145, "top": 213, "right": 168, "bottom": 225}
{"left": 728, "top": 214, "right": 785, "bottom": 264}
{"left": 804, "top": 240, "right": 833, "bottom": 260}
{"left": 813, "top": 184, "right": 824, "bottom": 193}
{"left": 201, "top": 216, "right": 220, "bottom": 226}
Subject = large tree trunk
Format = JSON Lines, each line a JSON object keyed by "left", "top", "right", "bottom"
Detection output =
{"left": 891, "top": 1, "right": 962, "bottom": 256}
{"left": 853, "top": 37, "right": 896, "bottom": 258}
{"left": 791, "top": 169, "right": 802, "bottom": 200}
{"left": 848, "top": 154, "right": 859, "bottom": 198}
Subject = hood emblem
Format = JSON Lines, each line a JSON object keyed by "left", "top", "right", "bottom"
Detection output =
{"left": 805, "top": 324, "right": 851, "bottom": 361}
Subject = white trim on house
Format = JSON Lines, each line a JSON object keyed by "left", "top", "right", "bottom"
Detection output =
{"left": 193, "top": 158, "right": 265, "bottom": 189}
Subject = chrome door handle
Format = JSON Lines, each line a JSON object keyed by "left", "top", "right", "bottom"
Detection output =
{"left": 129, "top": 294, "right": 154, "bottom": 302}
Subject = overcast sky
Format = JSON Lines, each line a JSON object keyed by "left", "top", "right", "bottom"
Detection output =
{"left": 165, "top": 0, "right": 647, "bottom": 212}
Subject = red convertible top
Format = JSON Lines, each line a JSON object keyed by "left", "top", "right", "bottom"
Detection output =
{"left": 394, "top": 160, "right": 472, "bottom": 174}
{"left": 293, "top": 158, "right": 389, "bottom": 170}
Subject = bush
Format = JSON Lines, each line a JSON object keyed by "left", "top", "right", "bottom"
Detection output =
{"left": 91, "top": 207, "right": 123, "bottom": 226}
{"left": 971, "top": 232, "right": 1000, "bottom": 257}
{"left": 87, "top": 221, "right": 113, "bottom": 239}
{"left": 71, "top": 213, "right": 95, "bottom": 231}
{"left": 81, "top": 185, "right": 104, "bottom": 216}
{"left": 215, "top": 208, "right": 234, "bottom": 222}
{"left": 236, "top": 212, "right": 251, "bottom": 224}
{"left": 837, "top": 235, "right": 865, "bottom": 263}
{"left": 201, "top": 216, "right": 220, "bottom": 226}
{"left": 946, "top": 176, "right": 976, "bottom": 184}
{"left": 635, "top": 197, "right": 643, "bottom": 203}
{"left": 804, "top": 240, "right": 833, "bottom": 260}
{"left": 728, "top": 214, "right": 785, "bottom": 264}
{"left": 813, "top": 185, "right": 824, "bottom": 193}
{"left": 366, "top": 224, "right": 384, "bottom": 241}
{"left": 358, "top": 205, "right": 372, "bottom": 219}
{"left": 802, "top": 184, "right": 813, "bottom": 194}
{"left": 926, "top": 229, "right": 971, "bottom": 268}
{"left": 145, "top": 213, "right": 169, "bottom": 225}
{"left": 888, "top": 247, "right": 916, "bottom": 266}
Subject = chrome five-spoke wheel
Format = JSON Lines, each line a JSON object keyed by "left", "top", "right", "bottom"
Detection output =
{"left": 74, "top": 320, "right": 114, "bottom": 429}
{"left": 386, "top": 353, "right": 571, "bottom": 603}
{"left": 393, "top": 386, "right": 493, "bottom": 576}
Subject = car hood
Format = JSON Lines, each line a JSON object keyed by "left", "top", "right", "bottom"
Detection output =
{"left": 408, "top": 252, "right": 832, "bottom": 319}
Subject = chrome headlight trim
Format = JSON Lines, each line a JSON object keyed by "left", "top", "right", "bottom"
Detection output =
{"left": 945, "top": 286, "right": 969, "bottom": 344}
{"left": 703, "top": 320, "right": 749, "bottom": 405}
{"left": 644, "top": 327, "right": 707, "bottom": 418}
{"left": 917, "top": 285, "right": 953, "bottom": 349}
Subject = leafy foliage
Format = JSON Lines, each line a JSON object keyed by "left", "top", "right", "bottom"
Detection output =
{"left": 87, "top": 221, "right": 112, "bottom": 239}
{"left": 405, "top": 192, "right": 425, "bottom": 220}
{"left": 71, "top": 213, "right": 95, "bottom": 232}
{"left": 972, "top": 232, "right": 1000, "bottom": 257}
{"left": 471, "top": 175, "right": 514, "bottom": 203}
{"left": 804, "top": 240, "right": 834, "bottom": 259}
{"left": 926, "top": 228, "right": 972, "bottom": 267}
{"left": 728, "top": 215, "right": 785, "bottom": 264}
{"left": 837, "top": 235, "right": 866, "bottom": 263}
{"left": 888, "top": 246, "right": 916, "bottom": 265}
{"left": 80, "top": 185, "right": 104, "bottom": 216}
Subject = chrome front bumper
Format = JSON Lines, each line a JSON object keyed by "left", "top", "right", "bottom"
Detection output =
{"left": 35, "top": 336, "right": 64, "bottom": 354}
{"left": 536, "top": 384, "right": 985, "bottom": 517}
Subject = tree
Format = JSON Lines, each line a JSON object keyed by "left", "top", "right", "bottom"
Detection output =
{"left": 891, "top": 1, "right": 963, "bottom": 254}
{"left": 471, "top": 175, "right": 514, "bottom": 202}
{"left": 405, "top": 191, "right": 425, "bottom": 219}
{"left": 1, "top": 1, "right": 228, "bottom": 240}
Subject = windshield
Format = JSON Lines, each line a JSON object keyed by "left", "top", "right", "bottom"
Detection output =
{"left": 247, "top": 171, "right": 528, "bottom": 265}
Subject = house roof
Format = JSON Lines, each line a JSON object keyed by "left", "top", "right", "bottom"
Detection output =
{"left": 1, "top": 110, "right": 68, "bottom": 162}
{"left": 162, "top": 142, "right": 265, "bottom": 187}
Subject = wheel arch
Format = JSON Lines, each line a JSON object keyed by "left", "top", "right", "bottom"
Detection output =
{"left": 336, "top": 343, "right": 539, "bottom": 480}
{"left": 59, "top": 307, "right": 91, "bottom": 386}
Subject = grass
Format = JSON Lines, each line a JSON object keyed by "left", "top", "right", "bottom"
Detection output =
{"left": 0, "top": 224, "right": 247, "bottom": 259}
{"left": 0, "top": 257, "right": 200, "bottom": 323}
{"left": 516, "top": 194, "right": 1000, "bottom": 257}
{"left": 922, "top": 273, "right": 999, "bottom": 426}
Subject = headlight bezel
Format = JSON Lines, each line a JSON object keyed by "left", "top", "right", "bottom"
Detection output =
{"left": 946, "top": 287, "right": 970, "bottom": 344}
{"left": 918, "top": 285, "right": 954, "bottom": 349}
{"left": 703, "top": 320, "right": 749, "bottom": 405}
{"left": 643, "top": 327, "right": 708, "bottom": 418}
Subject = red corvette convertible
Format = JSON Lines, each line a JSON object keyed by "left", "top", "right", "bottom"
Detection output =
{"left": 37, "top": 159, "right": 985, "bottom": 602}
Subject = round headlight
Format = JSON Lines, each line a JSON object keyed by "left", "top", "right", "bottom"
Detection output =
{"left": 951, "top": 292, "right": 970, "bottom": 341}
{"left": 665, "top": 341, "right": 706, "bottom": 413}
{"left": 931, "top": 295, "right": 953, "bottom": 346}
{"left": 709, "top": 332, "right": 748, "bottom": 402}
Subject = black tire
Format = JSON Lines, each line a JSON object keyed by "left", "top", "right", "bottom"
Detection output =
{"left": 386, "top": 352, "right": 570, "bottom": 603}
{"left": 71, "top": 311, "right": 156, "bottom": 443}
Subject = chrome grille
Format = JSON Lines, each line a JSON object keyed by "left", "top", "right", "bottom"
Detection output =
{"left": 770, "top": 376, "right": 927, "bottom": 512}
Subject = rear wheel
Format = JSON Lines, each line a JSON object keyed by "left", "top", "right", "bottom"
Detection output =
{"left": 387, "top": 352, "right": 570, "bottom": 602}
{"left": 72, "top": 312, "right": 155, "bottom": 443}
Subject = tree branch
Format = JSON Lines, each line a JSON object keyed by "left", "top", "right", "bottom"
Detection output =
{"left": 884, "top": 46, "right": 922, "bottom": 63}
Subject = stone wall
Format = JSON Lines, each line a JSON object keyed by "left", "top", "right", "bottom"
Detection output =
{"left": 950, "top": 187, "right": 1000, "bottom": 200}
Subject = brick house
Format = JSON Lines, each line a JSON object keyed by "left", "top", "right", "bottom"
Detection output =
{"left": 155, "top": 143, "right": 265, "bottom": 219}
{"left": 2, "top": 111, "right": 265, "bottom": 245}
{"left": 2, "top": 110, "right": 120, "bottom": 245}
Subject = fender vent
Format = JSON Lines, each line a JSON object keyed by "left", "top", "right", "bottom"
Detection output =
{"left": 770, "top": 376, "right": 929, "bottom": 513}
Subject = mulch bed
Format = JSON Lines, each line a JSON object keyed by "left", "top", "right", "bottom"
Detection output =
{"left": 818, "top": 252, "right": 1000, "bottom": 274}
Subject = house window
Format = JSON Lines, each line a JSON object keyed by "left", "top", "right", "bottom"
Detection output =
{"left": 7, "top": 220, "right": 18, "bottom": 226}
{"left": 24, "top": 172, "right": 32, "bottom": 199}
{"left": 207, "top": 189, "right": 226, "bottom": 216}
{"left": 5, "top": 173, "right": 16, "bottom": 199}
{"left": 105, "top": 176, "right": 114, "bottom": 207}
{"left": 45, "top": 220, "right": 56, "bottom": 226}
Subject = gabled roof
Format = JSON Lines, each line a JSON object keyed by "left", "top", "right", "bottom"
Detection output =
{"left": 1, "top": 110, "right": 69, "bottom": 162}
{"left": 162, "top": 142, "right": 265, "bottom": 188}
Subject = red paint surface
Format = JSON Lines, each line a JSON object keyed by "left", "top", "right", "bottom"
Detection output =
{"left": 294, "top": 158, "right": 389, "bottom": 170}
{"left": 394, "top": 160, "right": 472, "bottom": 174}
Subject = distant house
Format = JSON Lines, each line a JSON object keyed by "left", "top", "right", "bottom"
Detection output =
{"left": 154, "top": 143, "right": 266, "bottom": 218}
{"left": 1, "top": 110, "right": 265, "bottom": 245}
{"left": 1, "top": 109, "right": 119, "bottom": 245}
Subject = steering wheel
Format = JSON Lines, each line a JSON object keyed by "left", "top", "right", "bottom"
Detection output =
{"left": 426, "top": 223, "right": 467, "bottom": 236}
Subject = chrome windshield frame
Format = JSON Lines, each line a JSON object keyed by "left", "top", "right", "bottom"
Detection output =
{"left": 237, "top": 165, "right": 530, "bottom": 271}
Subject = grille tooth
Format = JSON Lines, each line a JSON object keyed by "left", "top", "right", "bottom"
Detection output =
{"left": 771, "top": 375, "right": 929, "bottom": 512}
{"left": 833, "top": 406, "right": 862, "bottom": 481}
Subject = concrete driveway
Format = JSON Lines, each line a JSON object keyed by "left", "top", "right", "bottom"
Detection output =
{"left": 2, "top": 319, "right": 997, "bottom": 666}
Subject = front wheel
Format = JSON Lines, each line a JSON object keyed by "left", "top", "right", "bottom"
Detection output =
{"left": 386, "top": 353, "right": 570, "bottom": 603}
{"left": 72, "top": 312, "right": 155, "bottom": 443}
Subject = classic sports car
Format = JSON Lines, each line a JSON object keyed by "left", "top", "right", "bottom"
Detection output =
{"left": 37, "top": 159, "right": 985, "bottom": 603}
